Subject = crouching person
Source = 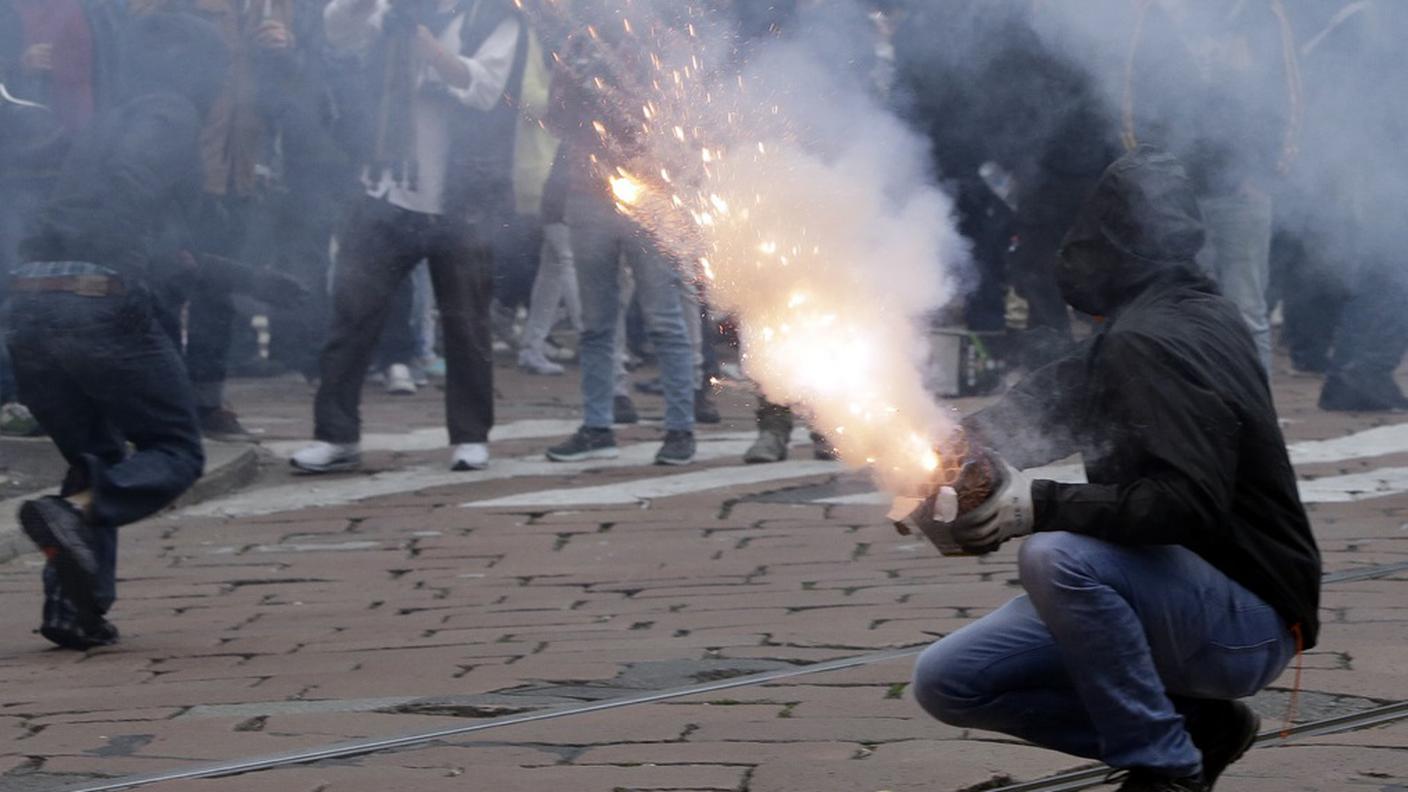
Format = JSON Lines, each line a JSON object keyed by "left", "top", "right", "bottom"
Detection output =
{"left": 910, "top": 148, "right": 1321, "bottom": 791}
{"left": 4, "top": 14, "right": 226, "bottom": 649}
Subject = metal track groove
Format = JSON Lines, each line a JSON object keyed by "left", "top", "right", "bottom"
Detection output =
{"left": 57, "top": 559, "right": 1408, "bottom": 791}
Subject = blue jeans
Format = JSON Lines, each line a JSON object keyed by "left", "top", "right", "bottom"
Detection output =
{"left": 913, "top": 532, "right": 1294, "bottom": 778}
{"left": 568, "top": 191, "right": 694, "bottom": 432}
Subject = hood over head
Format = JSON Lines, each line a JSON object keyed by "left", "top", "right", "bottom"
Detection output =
{"left": 120, "top": 12, "right": 228, "bottom": 115}
{"left": 1057, "top": 146, "right": 1206, "bottom": 315}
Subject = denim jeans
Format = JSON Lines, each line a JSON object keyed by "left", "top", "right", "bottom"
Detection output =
{"left": 1197, "top": 190, "right": 1274, "bottom": 374}
{"left": 6, "top": 287, "right": 206, "bottom": 610}
{"left": 568, "top": 191, "right": 694, "bottom": 432}
{"left": 913, "top": 532, "right": 1295, "bottom": 778}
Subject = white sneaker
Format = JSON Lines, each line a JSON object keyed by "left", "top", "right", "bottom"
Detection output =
{"left": 385, "top": 363, "right": 416, "bottom": 395}
{"left": 290, "top": 441, "right": 361, "bottom": 473}
{"left": 517, "top": 348, "right": 565, "bottom": 376}
{"left": 451, "top": 443, "right": 490, "bottom": 471}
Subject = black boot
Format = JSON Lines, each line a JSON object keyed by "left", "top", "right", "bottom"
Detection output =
{"left": 1180, "top": 699, "right": 1260, "bottom": 789}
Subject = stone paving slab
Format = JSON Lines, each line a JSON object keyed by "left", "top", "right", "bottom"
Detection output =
{"left": 1, "top": 359, "right": 1406, "bottom": 791}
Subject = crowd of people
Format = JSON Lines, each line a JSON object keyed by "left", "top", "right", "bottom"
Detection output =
{"left": 0, "top": 0, "right": 1402, "bottom": 681}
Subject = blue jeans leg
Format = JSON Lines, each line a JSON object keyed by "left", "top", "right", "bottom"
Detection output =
{"left": 625, "top": 237, "right": 695, "bottom": 432}
{"left": 571, "top": 204, "right": 624, "bottom": 431}
{"left": 914, "top": 532, "right": 1295, "bottom": 777}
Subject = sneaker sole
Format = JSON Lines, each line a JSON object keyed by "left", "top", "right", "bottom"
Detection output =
{"left": 289, "top": 457, "right": 362, "bottom": 474}
{"left": 655, "top": 455, "right": 696, "bottom": 467}
{"left": 451, "top": 461, "right": 490, "bottom": 471}
{"left": 19, "top": 501, "right": 101, "bottom": 615}
{"left": 545, "top": 448, "right": 620, "bottom": 462}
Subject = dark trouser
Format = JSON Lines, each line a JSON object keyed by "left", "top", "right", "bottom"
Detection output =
{"left": 5, "top": 287, "right": 206, "bottom": 609}
{"left": 183, "top": 196, "right": 254, "bottom": 409}
{"left": 1274, "top": 230, "right": 1349, "bottom": 373}
{"left": 1325, "top": 255, "right": 1408, "bottom": 394}
{"left": 314, "top": 196, "right": 494, "bottom": 444}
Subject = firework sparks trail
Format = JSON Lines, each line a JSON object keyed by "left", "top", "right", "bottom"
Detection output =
{"left": 530, "top": 0, "right": 969, "bottom": 495}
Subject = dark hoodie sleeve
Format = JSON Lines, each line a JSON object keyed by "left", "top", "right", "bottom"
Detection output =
{"left": 1030, "top": 330, "right": 1240, "bottom": 545}
{"left": 962, "top": 343, "right": 1091, "bottom": 470}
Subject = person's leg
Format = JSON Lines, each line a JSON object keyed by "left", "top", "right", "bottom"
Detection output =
{"left": 185, "top": 196, "right": 252, "bottom": 415}
{"left": 1321, "top": 255, "right": 1408, "bottom": 410}
{"left": 373, "top": 275, "right": 418, "bottom": 374}
{"left": 1198, "top": 190, "right": 1274, "bottom": 374}
{"left": 570, "top": 197, "right": 624, "bottom": 430}
{"left": 520, "top": 225, "right": 574, "bottom": 356}
{"left": 1015, "top": 531, "right": 1295, "bottom": 777}
{"left": 913, "top": 595, "right": 1102, "bottom": 759}
{"left": 427, "top": 220, "right": 495, "bottom": 445}
{"left": 678, "top": 280, "right": 704, "bottom": 391}
{"left": 313, "top": 199, "right": 423, "bottom": 444}
{"left": 626, "top": 238, "right": 695, "bottom": 433}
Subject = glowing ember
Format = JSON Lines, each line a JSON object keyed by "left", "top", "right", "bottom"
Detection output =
{"left": 609, "top": 172, "right": 645, "bottom": 206}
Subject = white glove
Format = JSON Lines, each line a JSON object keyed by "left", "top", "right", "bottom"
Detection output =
{"left": 950, "top": 460, "right": 1035, "bottom": 554}
{"left": 541, "top": 222, "right": 573, "bottom": 265}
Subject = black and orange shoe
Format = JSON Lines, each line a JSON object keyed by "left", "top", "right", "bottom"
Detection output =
{"left": 20, "top": 497, "right": 102, "bottom": 615}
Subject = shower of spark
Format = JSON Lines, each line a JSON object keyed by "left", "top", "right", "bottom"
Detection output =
{"left": 538, "top": 0, "right": 967, "bottom": 495}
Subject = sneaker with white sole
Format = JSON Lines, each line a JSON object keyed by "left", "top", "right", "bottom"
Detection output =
{"left": 546, "top": 427, "right": 619, "bottom": 461}
{"left": 451, "top": 443, "right": 490, "bottom": 471}
{"left": 518, "top": 348, "right": 565, "bottom": 376}
{"left": 290, "top": 441, "right": 361, "bottom": 473}
{"left": 385, "top": 364, "right": 416, "bottom": 395}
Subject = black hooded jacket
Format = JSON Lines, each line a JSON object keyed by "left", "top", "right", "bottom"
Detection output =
{"left": 17, "top": 12, "right": 227, "bottom": 280}
{"left": 966, "top": 148, "right": 1322, "bottom": 646}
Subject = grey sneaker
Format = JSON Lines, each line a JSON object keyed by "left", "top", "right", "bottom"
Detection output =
{"left": 547, "top": 427, "right": 619, "bottom": 462}
{"left": 655, "top": 430, "right": 696, "bottom": 466}
{"left": 694, "top": 388, "right": 721, "bottom": 424}
{"left": 744, "top": 427, "right": 789, "bottom": 464}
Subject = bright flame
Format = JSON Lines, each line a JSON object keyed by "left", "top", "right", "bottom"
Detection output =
{"left": 609, "top": 172, "right": 645, "bottom": 206}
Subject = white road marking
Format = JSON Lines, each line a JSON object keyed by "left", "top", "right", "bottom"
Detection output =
{"left": 261, "top": 418, "right": 590, "bottom": 458}
{"left": 463, "top": 460, "right": 842, "bottom": 508}
{"left": 1295, "top": 467, "right": 1408, "bottom": 503}
{"left": 180, "top": 430, "right": 799, "bottom": 518}
{"left": 1288, "top": 422, "right": 1408, "bottom": 465}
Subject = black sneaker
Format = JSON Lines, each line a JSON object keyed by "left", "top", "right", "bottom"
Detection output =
{"left": 1112, "top": 770, "right": 1208, "bottom": 792}
{"left": 694, "top": 389, "right": 721, "bottom": 424}
{"left": 40, "top": 569, "right": 118, "bottom": 651}
{"left": 20, "top": 497, "right": 102, "bottom": 615}
{"left": 199, "top": 406, "right": 253, "bottom": 439}
{"left": 655, "top": 430, "right": 696, "bottom": 466}
{"left": 1182, "top": 699, "right": 1260, "bottom": 788}
{"left": 811, "top": 432, "right": 838, "bottom": 460}
{"left": 613, "top": 394, "right": 640, "bottom": 425}
{"left": 1318, "top": 373, "right": 1408, "bottom": 412}
{"left": 546, "top": 427, "right": 619, "bottom": 462}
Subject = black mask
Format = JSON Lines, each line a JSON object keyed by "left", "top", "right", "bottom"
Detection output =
{"left": 1056, "top": 239, "right": 1126, "bottom": 317}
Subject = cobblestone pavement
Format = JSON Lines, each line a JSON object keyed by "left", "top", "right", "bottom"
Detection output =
{"left": 1, "top": 352, "right": 1405, "bottom": 792}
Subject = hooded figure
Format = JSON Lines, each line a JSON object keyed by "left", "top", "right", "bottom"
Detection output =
{"left": 910, "top": 148, "right": 1321, "bottom": 792}
{"left": 5, "top": 12, "right": 226, "bottom": 651}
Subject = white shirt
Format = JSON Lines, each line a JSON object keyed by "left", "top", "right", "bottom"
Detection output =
{"left": 324, "top": 0, "right": 521, "bottom": 215}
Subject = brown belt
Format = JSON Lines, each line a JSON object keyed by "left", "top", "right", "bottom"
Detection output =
{"left": 9, "top": 274, "right": 126, "bottom": 297}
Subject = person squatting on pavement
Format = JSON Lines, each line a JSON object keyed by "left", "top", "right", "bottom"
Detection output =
{"left": 910, "top": 149, "right": 1322, "bottom": 792}
{"left": 4, "top": 14, "right": 227, "bottom": 649}
{"left": 291, "top": 0, "right": 527, "bottom": 475}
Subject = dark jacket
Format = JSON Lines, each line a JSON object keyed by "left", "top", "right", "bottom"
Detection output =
{"left": 966, "top": 149, "right": 1322, "bottom": 646}
{"left": 18, "top": 13, "right": 226, "bottom": 280}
